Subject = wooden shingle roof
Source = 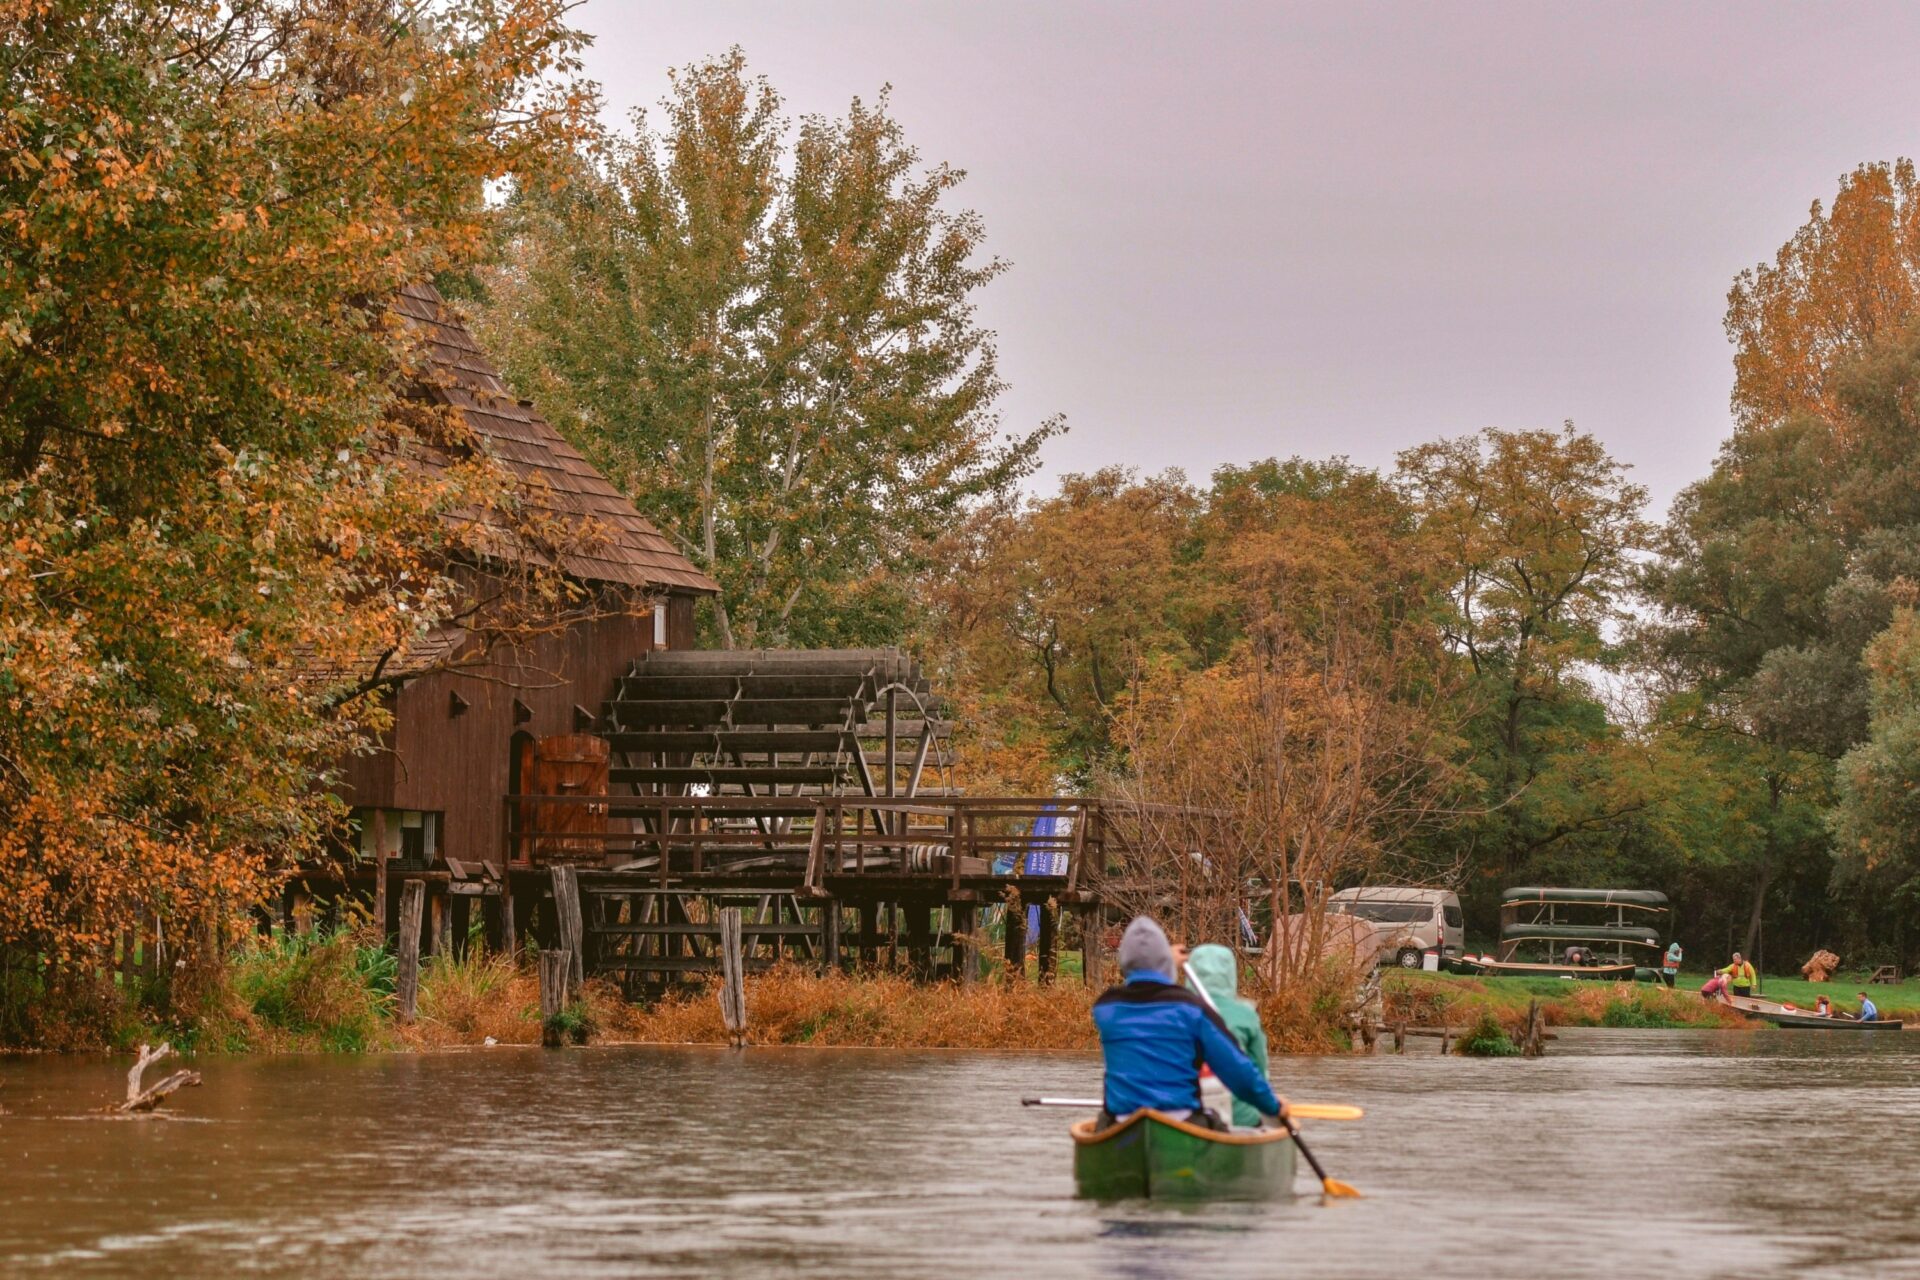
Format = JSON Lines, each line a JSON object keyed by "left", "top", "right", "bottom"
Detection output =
{"left": 391, "top": 282, "right": 717, "bottom": 594}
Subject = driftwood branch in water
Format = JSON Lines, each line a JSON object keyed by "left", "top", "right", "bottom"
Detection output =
{"left": 118, "top": 1042, "right": 202, "bottom": 1113}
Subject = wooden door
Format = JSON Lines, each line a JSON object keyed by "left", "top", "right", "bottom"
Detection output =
{"left": 531, "top": 733, "right": 609, "bottom": 863}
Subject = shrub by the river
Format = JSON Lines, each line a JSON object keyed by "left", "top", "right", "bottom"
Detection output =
{"left": 1256, "top": 963, "right": 1369, "bottom": 1054}
{"left": 1454, "top": 1009, "right": 1520, "bottom": 1057}
{"left": 198, "top": 929, "right": 392, "bottom": 1053}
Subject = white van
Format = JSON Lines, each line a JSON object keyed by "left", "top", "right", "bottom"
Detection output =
{"left": 1327, "top": 887, "right": 1464, "bottom": 969}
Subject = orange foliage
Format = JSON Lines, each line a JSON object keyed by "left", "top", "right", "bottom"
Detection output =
{"left": 1727, "top": 159, "right": 1920, "bottom": 432}
{"left": 0, "top": 1, "right": 594, "bottom": 971}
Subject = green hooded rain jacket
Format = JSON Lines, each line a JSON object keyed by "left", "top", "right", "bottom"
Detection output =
{"left": 1186, "top": 943, "right": 1271, "bottom": 1128}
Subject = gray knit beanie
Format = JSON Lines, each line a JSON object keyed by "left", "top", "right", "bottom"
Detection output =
{"left": 1116, "top": 916, "right": 1174, "bottom": 981}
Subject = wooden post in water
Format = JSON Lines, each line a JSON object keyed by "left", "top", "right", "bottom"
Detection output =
{"left": 395, "top": 879, "right": 425, "bottom": 1024}
{"left": 550, "top": 864, "right": 585, "bottom": 990}
{"left": 1521, "top": 999, "right": 1547, "bottom": 1058}
{"left": 538, "top": 948, "right": 573, "bottom": 1047}
{"left": 718, "top": 906, "right": 747, "bottom": 1049}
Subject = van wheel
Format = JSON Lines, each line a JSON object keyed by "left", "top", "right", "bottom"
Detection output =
{"left": 1396, "top": 948, "right": 1422, "bottom": 969}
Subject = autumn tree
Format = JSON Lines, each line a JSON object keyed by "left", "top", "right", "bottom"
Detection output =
{"left": 477, "top": 50, "right": 1055, "bottom": 649}
{"left": 922, "top": 467, "right": 1202, "bottom": 786}
{"left": 0, "top": 0, "right": 589, "bottom": 994}
{"left": 1726, "top": 159, "right": 1920, "bottom": 432}
{"left": 1105, "top": 522, "right": 1471, "bottom": 997}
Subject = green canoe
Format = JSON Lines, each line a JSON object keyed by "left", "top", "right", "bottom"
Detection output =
{"left": 1071, "top": 1110, "right": 1297, "bottom": 1201}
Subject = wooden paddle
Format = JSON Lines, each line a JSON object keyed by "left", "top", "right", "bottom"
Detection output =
{"left": 1021, "top": 1097, "right": 1364, "bottom": 1121}
{"left": 1181, "top": 959, "right": 1363, "bottom": 1199}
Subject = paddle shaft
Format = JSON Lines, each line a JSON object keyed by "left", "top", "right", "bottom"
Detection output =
{"left": 1021, "top": 1097, "right": 1363, "bottom": 1121}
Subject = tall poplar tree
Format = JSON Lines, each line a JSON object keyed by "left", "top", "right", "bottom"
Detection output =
{"left": 476, "top": 51, "right": 1056, "bottom": 649}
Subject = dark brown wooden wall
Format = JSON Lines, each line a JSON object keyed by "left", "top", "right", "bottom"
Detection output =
{"left": 337, "top": 590, "right": 701, "bottom": 865}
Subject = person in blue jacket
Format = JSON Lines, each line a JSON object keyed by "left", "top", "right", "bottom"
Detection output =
{"left": 1092, "top": 916, "right": 1287, "bottom": 1130}
{"left": 1857, "top": 991, "right": 1879, "bottom": 1022}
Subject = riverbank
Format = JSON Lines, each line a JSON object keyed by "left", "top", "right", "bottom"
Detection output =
{"left": 6, "top": 928, "right": 1365, "bottom": 1055}
{"left": 17, "top": 925, "right": 1915, "bottom": 1056}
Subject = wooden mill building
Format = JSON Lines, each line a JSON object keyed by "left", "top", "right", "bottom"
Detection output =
{"left": 317, "top": 285, "right": 1115, "bottom": 989}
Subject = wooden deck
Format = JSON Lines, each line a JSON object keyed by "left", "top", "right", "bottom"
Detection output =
{"left": 497, "top": 794, "right": 1112, "bottom": 990}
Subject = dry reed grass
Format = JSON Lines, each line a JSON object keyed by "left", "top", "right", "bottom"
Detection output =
{"left": 397, "top": 951, "right": 544, "bottom": 1048}
{"left": 609, "top": 965, "right": 1099, "bottom": 1049}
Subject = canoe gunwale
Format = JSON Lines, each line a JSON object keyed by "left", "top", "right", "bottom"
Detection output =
{"left": 1070, "top": 1110, "right": 1295, "bottom": 1148}
{"left": 1499, "top": 886, "right": 1671, "bottom": 909}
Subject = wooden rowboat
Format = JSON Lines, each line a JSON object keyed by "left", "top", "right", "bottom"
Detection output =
{"left": 1719, "top": 992, "right": 1904, "bottom": 1031}
{"left": 1070, "top": 1110, "right": 1297, "bottom": 1201}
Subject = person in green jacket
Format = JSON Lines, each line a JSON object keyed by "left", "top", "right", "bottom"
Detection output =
{"left": 1185, "top": 943, "right": 1271, "bottom": 1129}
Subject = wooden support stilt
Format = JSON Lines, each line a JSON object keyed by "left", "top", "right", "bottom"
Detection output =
{"left": 370, "top": 808, "right": 389, "bottom": 941}
{"left": 1080, "top": 905, "right": 1105, "bottom": 988}
{"left": 499, "top": 877, "right": 518, "bottom": 960}
{"left": 449, "top": 894, "right": 470, "bottom": 960}
{"left": 821, "top": 899, "right": 842, "bottom": 973}
{"left": 718, "top": 906, "right": 747, "bottom": 1049}
{"left": 859, "top": 903, "right": 878, "bottom": 969}
{"left": 907, "top": 903, "right": 932, "bottom": 978}
{"left": 395, "top": 879, "right": 425, "bottom": 1024}
{"left": 550, "top": 865, "right": 585, "bottom": 990}
{"left": 1036, "top": 901, "right": 1058, "bottom": 985}
{"left": 428, "top": 888, "right": 448, "bottom": 958}
{"left": 1005, "top": 895, "right": 1028, "bottom": 981}
{"left": 953, "top": 903, "right": 979, "bottom": 986}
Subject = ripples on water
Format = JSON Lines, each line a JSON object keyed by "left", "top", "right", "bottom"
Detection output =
{"left": 4, "top": 1029, "right": 1919, "bottom": 1279}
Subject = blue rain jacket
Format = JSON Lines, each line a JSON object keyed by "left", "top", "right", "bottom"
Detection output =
{"left": 1093, "top": 972, "right": 1281, "bottom": 1119}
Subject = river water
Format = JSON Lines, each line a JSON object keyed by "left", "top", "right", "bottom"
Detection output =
{"left": 3, "top": 1028, "right": 1917, "bottom": 1279}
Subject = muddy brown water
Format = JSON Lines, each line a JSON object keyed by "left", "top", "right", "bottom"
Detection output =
{"left": 3, "top": 1028, "right": 1918, "bottom": 1279}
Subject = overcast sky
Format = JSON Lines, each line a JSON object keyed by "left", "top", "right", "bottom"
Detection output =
{"left": 578, "top": 2, "right": 1920, "bottom": 516}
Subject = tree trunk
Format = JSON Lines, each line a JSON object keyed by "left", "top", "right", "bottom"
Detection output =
{"left": 1741, "top": 861, "right": 1773, "bottom": 961}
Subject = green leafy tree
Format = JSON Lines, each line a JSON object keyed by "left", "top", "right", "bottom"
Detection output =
{"left": 1395, "top": 425, "right": 1653, "bottom": 880}
{"left": 478, "top": 50, "right": 1055, "bottom": 648}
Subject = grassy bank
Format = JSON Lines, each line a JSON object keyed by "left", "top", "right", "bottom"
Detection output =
{"left": 1383, "top": 971, "right": 1746, "bottom": 1032}
{"left": 1383, "top": 968, "right": 1920, "bottom": 1032}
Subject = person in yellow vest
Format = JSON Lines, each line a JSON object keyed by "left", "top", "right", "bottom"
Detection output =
{"left": 1700, "top": 951, "right": 1756, "bottom": 999}
{"left": 1720, "top": 952, "right": 1757, "bottom": 997}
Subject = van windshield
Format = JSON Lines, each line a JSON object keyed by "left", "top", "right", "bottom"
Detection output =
{"left": 1333, "top": 901, "right": 1433, "bottom": 924}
